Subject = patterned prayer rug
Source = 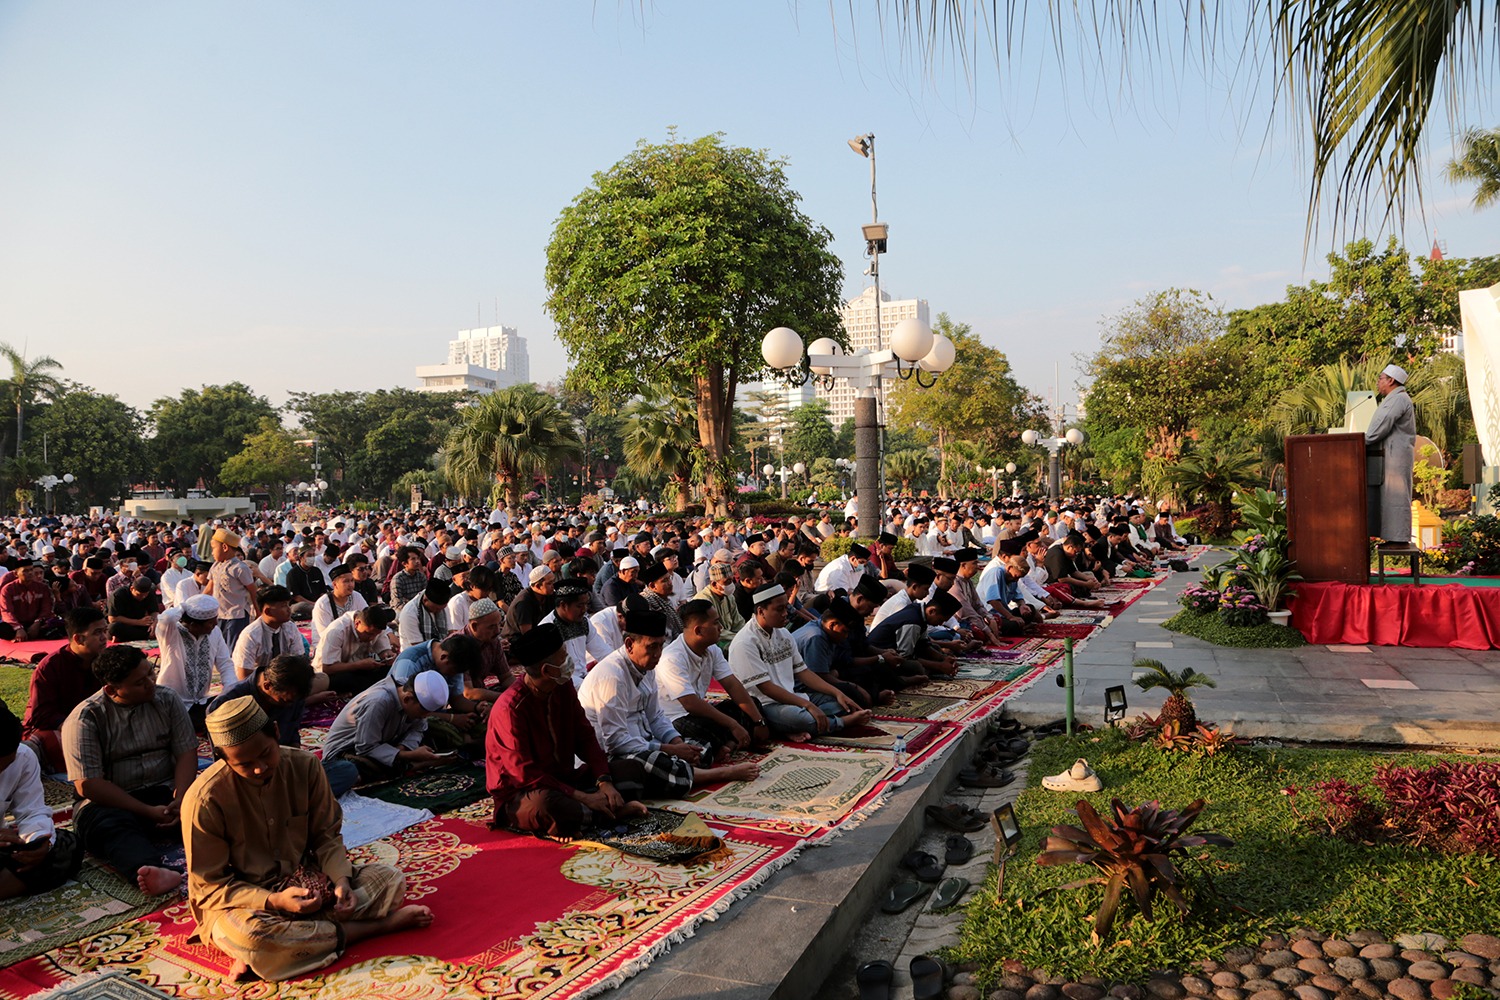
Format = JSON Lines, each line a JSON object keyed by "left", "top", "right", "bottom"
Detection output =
{"left": 1032, "top": 622, "right": 1098, "bottom": 639}
{"left": 674, "top": 747, "right": 891, "bottom": 826}
{"left": 360, "top": 762, "right": 487, "bottom": 815}
{"left": 908, "top": 677, "right": 1004, "bottom": 700}
{"left": 28, "top": 971, "right": 173, "bottom": 1000}
{"left": 809, "top": 720, "right": 939, "bottom": 752}
{"left": 954, "top": 660, "right": 1035, "bottom": 682}
{"left": 873, "top": 692, "right": 967, "bottom": 721}
{"left": 0, "top": 861, "right": 165, "bottom": 969}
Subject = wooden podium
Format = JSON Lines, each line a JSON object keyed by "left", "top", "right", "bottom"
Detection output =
{"left": 1285, "top": 433, "right": 1368, "bottom": 584}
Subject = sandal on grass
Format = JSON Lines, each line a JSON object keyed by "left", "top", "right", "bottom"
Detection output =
{"left": 879, "top": 880, "right": 931, "bottom": 914}
{"left": 910, "top": 954, "right": 949, "bottom": 1000}
{"left": 943, "top": 834, "right": 973, "bottom": 865}
{"left": 899, "top": 850, "right": 944, "bottom": 882}
{"left": 856, "top": 959, "right": 894, "bottom": 1000}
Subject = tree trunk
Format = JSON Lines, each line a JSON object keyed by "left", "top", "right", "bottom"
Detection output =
{"left": 695, "top": 363, "right": 734, "bottom": 517}
{"left": 936, "top": 428, "right": 949, "bottom": 499}
{"left": 14, "top": 401, "right": 22, "bottom": 459}
{"left": 675, "top": 477, "right": 691, "bottom": 512}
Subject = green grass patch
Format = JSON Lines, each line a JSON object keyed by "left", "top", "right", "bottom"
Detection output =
{"left": 1161, "top": 609, "right": 1307, "bottom": 648}
{"left": 0, "top": 665, "right": 29, "bottom": 717}
{"left": 953, "top": 729, "right": 1500, "bottom": 984}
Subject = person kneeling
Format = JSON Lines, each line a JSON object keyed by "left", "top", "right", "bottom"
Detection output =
{"left": 184, "top": 697, "right": 432, "bottom": 982}
{"left": 319, "top": 672, "right": 450, "bottom": 795}
{"left": 578, "top": 609, "right": 759, "bottom": 800}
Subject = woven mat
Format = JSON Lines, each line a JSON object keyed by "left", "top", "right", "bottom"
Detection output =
{"left": 909, "top": 677, "right": 1004, "bottom": 700}
{"left": 675, "top": 747, "right": 891, "bottom": 825}
{"left": 361, "top": 761, "right": 488, "bottom": 815}
{"left": 28, "top": 972, "right": 173, "bottom": 1000}
{"left": 810, "top": 719, "right": 934, "bottom": 751}
{"left": 0, "top": 860, "right": 165, "bottom": 969}
{"left": 872, "top": 691, "right": 966, "bottom": 721}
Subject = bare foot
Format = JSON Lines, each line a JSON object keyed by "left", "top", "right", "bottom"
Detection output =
{"left": 385, "top": 904, "right": 434, "bottom": 933}
{"left": 723, "top": 761, "right": 761, "bottom": 781}
{"left": 842, "top": 709, "right": 872, "bottom": 728}
{"left": 876, "top": 690, "right": 895, "bottom": 706}
{"left": 618, "top": 801, "right": 649, "bottom": 820}
{"left": 785, "top": 731, "right": 812, "bottom": 743}
{"left": 228, "top": 959, "right": 254, "bottom": 982}
{"left": 137, "top": 866, "right": 182, "bottom": 895}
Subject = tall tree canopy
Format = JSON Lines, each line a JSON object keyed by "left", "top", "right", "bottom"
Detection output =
{"left": 545, "top": 131, "right": 844, "bottom": 513}
{"left": 784, "top": 399, "right": 838, "bottom": 470}
{"left": 218, "top": 418, "right": 314, "bottom": 507}
{"left": 30, "top": 385, "right": 147, "bottom": 508}
{"left": 443, "top": 384, "right": 582, "bottom": 507}
{"left": 286, "top": 388, "right": 463, "bottom": 497}
{"left": 149, "top": 382, "right": 277, "bottom": 493}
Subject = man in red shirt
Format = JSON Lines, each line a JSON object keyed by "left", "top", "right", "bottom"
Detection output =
{"left": 22, "top": 607, "right": 108, "bottom": 771}
{"left": 484, "top": 623, "right": 646, "bottom": 839}
{"left": 69, "top": 557, "right": 111, "bottom": 609}
{"left": 0, "top": 560, "right": 62, "bottom": 641}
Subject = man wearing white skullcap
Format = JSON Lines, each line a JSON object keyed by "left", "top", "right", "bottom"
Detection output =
{"left": 320, "top": 670, "right": 450, "bottom": 788}
{"left": 1366, "top": 362, "right": 1418, "bottom": 544}
{"left": 155, "top": 593, "right": 235, "bottom": 732}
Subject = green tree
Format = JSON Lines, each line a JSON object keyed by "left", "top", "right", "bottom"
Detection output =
{"left": 885, "top": 449, "right": 934, "bottom": 493}
{"left": 350, "top": 410, "right": 449, "bottom": 497}
{"left": 889, "top": 314, "right": 1042, "bottom": 496}
{"left": 784, "top": 399, "right": 837, "bottom": 469}
{"left": 621, "top": 389, "right": 699, "bottom": 511}
{"left": 30, "top": 385, "right": 148, "bottom": 508}
{"left": 742, "top": 388, "right": 789, "bottom": 476}
{"left": 1445, "top": 126, "right": 1500, "bottom": 211}
{"left": 0, "top": 346, "right": 63, "bottom": 460}
{"left": 219, "top": 418, "right": 314, "bottom": 506}
{"left": 545, "top": 131, "right": 844, "bottom": 514}
{"left": 149, "top": 383, "right": 278, "bottom": 493}
{"left": 286, "top": 388, "right": 463, "bottom": 495}
{"left": 443, "top": 385, "right": 582, "bottom": 506}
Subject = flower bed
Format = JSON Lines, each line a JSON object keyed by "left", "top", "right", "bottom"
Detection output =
{"left": 952, "top": 730, "right": 1500, "bottom": 984}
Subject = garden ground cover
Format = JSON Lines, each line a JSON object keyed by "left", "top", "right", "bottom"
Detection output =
{"left": 952, "top": 729, "right": 1500, "bottom": 985}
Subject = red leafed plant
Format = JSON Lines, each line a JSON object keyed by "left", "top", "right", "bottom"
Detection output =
{"left": 1037, "top": 798, "right": 1234, "bottom": 939}
{"left": 1284, "top": 762, "right": 1500, "bottom": 855}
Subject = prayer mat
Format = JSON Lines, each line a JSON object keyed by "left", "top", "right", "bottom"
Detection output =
{"left": 28, "top": 971, "right": 173, "bottom": 1000}
{"left": 909, "top": 677, "right": 1004, "bottom": 700}
{"left": 809, "top": 719, "right": 938, "bottom": 752}
{"left": 573, "top": 809, "right": 724, "bottom": 863}
{"left": 0, "top": 861, "right": 165, "bottom": 969}
{"left": 873, "top": 691, "right": 966, "bottom": 721}
{"left": 337, "top": 791, "right": 433, "bottom": 849}
{"left": 299, "top": 695, "right": 348, "bottom": 728}
{"left": 955, "top": 660, "right": 1034, "bottom": 682}
{"left": 0, "top": 816, "right": 800, "bottom": 1000}
{"left": 675, "top": 747, "right": 892, "bottom": 826}
{"left": 1032, "top": 622, "right": 1097, "bottom": 639}
{"left": 360, "top": 761, "right": 487, "bottom": 816}
{"left": 0, "top": 638, "right": 65, "bottom": 666}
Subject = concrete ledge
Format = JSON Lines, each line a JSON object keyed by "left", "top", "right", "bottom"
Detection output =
{"left": 607, "top": 723, "right": 989, "bottom": 999}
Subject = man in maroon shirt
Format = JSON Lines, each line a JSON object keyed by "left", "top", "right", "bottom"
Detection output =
{"left": 484, "top": 623, "right": 646, "bottom": 839}
{"left": 69, "top": 557, "right": 111, "bottom": 609}
{"left": 0, "top": 561, "right": 62, "bottom": 640}
{"left": 22, "top": 607, "right": 108, "bottom": 771}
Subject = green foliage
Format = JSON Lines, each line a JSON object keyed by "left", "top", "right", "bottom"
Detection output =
{"left": 621, "top": 388, "right": 699, "bottom": 510}
{"left": 1131, "top": 659, "right": 1217, "bottom": 699}
{"left": 392, "top": 468, "right": 448, "bottom": 506}
{"left": 954, "top": 731, "right": 1500, "bottom": 984}
{"left": 821, "top": 534, "right": 915, "bottom": 562}
{"left": 443, "top": 384, "right": 582, "bottom": 506}
{"left": 286, "top": 388, "right": 462, "bottom": 499}
{"left": 30, "top": 385, "right": 147, "bottom": 508}
{"left": 149, "top": 382, "right": 278, "bottom": 492}
{"left": 1445, "top": 126, "right": 1500, "bottom": 211}
{"left": 1235, "top": 548, "right": 1304, "bottom": 611}
{"left": 0, "top": 665, "right": 27, "bottom": 717}
{"left": 1449, "top": 515, "right": 1500, "bottom": 574}
{"left": 544, "top": 131, "right": 844, "bottom": 511}
{"left": 0, "top": 344, "right": 63, "bottom": 459}
{"left": 1412, "top": 445, "right": 1447, "bottom": 507}
{"left": 218, "top": 417, "right": 313, "bottom": 506}
{"left": 885, "top": 448, "right": 934, "bottom": 492}
{"left": 1165, "top": 447, "right": 1261, "bottom": 508}
{"left": 1161, "top": 609, "right": 1308, "bottom": 648}
{"left": 784, "top": 399, "right": 836, "bottom": 468}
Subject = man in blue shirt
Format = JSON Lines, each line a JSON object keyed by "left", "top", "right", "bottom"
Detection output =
{"left": 792, "top": 598, "right": 883, "bottom": 708}
{"left": 389, "top": 632, "right": 485, "bottom": 751}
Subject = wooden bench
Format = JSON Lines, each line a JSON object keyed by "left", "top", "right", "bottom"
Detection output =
{"left": 1375, "top": 544, "right": 1423, "bottom": 585}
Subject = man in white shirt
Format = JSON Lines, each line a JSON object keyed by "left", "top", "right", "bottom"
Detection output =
{"left": 815, "top": 543, "right": 869, "bottom": 595}
{"left": 577, "top": 610, "right": 757, "bottom": 800}
{"left": 315, "top": 606, "right": 396, "bottom": 694}
{"left": 0, "top": 707, "right": 83, "bottom": 899}
{"left": 155, "top": 595, "right": 235, "bottom": 730}
{"left": 872, "top": 563, "right": 935, "bottom": 627}
{"left": 655, "top": 599, "right": 768, "bottom": 759}
{"left": 256, "top": 539, "right": 286, "bottom": 582}
{"left": 728, "top": 584, "right": 870, "bottom": 740}
{"left": 397, "top": 578, "right": 453, "bottom": 648}
{"left": 231, "top": 586, "right": 305, "bottom": 682}
{"left": 310, "top": 564, "right": 368, "bottom": 648}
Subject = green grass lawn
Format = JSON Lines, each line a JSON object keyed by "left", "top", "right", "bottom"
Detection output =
{"left": 953, "top": 729, "right": 1500, "bottom": 984}
{"left": 1, "top": 665, "right": 29, "bottom": 717}
{"left": 1161, "top": 609, "right": 1307, "bottom": 648}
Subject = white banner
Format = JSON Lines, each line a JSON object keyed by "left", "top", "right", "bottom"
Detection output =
{"left": 1461, "top": 283, "right": 1500, "bottom": 470}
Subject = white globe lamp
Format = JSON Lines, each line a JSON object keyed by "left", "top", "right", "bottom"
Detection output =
{"left": 918, "top": 333, "right": 955, "bottom": 373}
{"left": 890, "top": 318, "right": 934, "bottom": 363}
{"left": 761, "top": 327, "right": 805, "bottom": 370}
{"left": 793, "top": 462, "right": 806, "bottom": 476}
{"left": 1005, "top": 462, "right": 1017, "bottom": 474}
{"left": 1021, "top": 430, "right": 1039, "bottom": 446}
{"left": 807, "top": 337, "right": 840, "bottom": 375}
{"left": 762, "top": 464, "right": 775, "bottom": 478}
{"left": 1065, "top": 428, "right": 1086, "bottom": 446}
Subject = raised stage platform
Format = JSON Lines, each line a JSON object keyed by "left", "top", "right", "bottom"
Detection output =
{"left": 1291, "top": 579, "right": 1500, "bottom": 650}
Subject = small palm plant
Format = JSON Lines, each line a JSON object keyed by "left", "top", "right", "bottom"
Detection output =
{"left": 1132, "top": 659, "right": 1216, "bottom": 732}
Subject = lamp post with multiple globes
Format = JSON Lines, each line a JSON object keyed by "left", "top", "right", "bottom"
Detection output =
{"left": 1021, "top": 409, "right": 1085, "bottom": 499}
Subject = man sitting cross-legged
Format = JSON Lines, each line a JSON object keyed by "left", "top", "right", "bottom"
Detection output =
{"left": 577, "top": 609, "right": 759, "bottom": 800}
{"left": 320, "top": 671, "right": 450, "bottom": 795}
{"left": 0, "top": 705, "right": 84, "bottom": 900}
{"left": 655, "top": 599, "right": 772, "bottom": 760}
{"left": 484, "top": 624, "right": 648, "bottom": 840}
{"left": 728, "top": 583, "right": 872, "bottom": 741}
{"left": 183, "top": 696, "right": 432, "bottom": 982}
{"left": 315, "top": 605, "right": 397, "bottom": 695}
{"left": 62, "top": 644, "right": 196, "bottom": 896}
{"left": 792, "top": 596, "right": 890, "bottom": 709}
{"left": 21, "top": 606, "right": 107, "bottom": 774}
{"left": 866, "top": 588, "right": 963, "bottom": 677}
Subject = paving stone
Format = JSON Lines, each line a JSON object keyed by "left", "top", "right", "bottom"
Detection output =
{"left": 1367, "top": 958, "right": 1406, "bottom": 981}
{"left": 1290, "top": 986, "right": 1330, "bottom": 1000}
{"left": 1108, "top": 987, "right": 1142, "bottom": 999}
{"left": 1026, "top": 985, "right": 1061, "bottom": 1000}
{"left": 1269, "top": 968, "right": 1307, "bottom": 987}
{"left": 1332, "top": 957, "right": 1372, "bottom": 980}
{"left": 1309, "top": 975, "right": 1347, "bottom": 992}
{"left": 1346, "top": 931, "right": 1387, "bottom": 946}
{"left": 1427, "top": 980, "right": 1458, "bottom": 1000}
{"left": 1460, "top": 935, "right": 1500, "bottom": 960}
{"left": 1214, "top": 991, "right": 1245, "bottom": 1000}
{"left": 1449, "top": 968, "right": 1488, "bottom": 987}
{"left": 1212, "top": 973, "right": 1244, "bottom": 988}
{"left": 1246, "top": 991, "right": 1290, "bottom": 1000}
{"left": 1180, "top": 976, "right": 1212, "bottom": 996}
{"left": 1062, "top": 985, "right": 1104, "bottom": 1000}
{"left": 1322, "top": 941, "right": 1357, "bottom": 959}
{"left": 1241, "top": 980, "right": 1279, "bottom": 994}
{"left": 1347, "top": 978, "right": 1384, "bottom": 999}
{"left": 1407, "top": 962, "right": 1450, "bottom": 981}
{"left": 1223, "top": 948, "right": 1258, "bottom": 967}
{"left": 1402, "top": 950, "right": 1438, "bottom": 965}
{"left": 1263, "top": 952, "right": 1299, "bottom": 970}
{"left": 1357, "top": 944, "right": 1396, "bottom": 960}
{"left": 1395, "top": 935, "right": 1450, "bottom": 952}
{"left": 1145, "top": 979, "right": 1185, "bottom": 1000}
{"left": 1296, "top": 959, "right": 1330, "bottom": 975}
{"left": 950, "top": 987, "right": 982, "bottom": 1000}
{"left": 1440, "top": 952, "right": 1482, "bottom": 969}
{"left": 1241, "top": 965, "right": 1271, "bottom": 980}
{"left": 1001, "top": 974, "right": 1035, "bottom": 991}
{"left": 991, "top": 991, "right": 1025, "bottom": 1000}
{"left": 1292, "top": 941, "right": 1324, "bottom": 960}
{"left": 1386, "top": 978, "right": 1427, "bottom": 1000}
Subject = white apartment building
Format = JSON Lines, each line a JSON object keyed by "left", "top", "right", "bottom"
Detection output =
{"left": 817, "top": 286, "right": 931, "bottom": 427}
{"left": 414, "top": 325, "right": 531, "bottom": 396}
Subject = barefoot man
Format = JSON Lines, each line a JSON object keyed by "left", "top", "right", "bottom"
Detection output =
{"left": 485, "top": 623, "right": 648, "bottom": 840}
{"left": 183, "top": 697, "right": 432, "bottom": 981}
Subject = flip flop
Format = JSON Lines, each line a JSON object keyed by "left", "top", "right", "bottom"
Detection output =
{"left": 910, "top": 954, "right": 949, "bottom": 1000}
{"left": 857, "top": 960, "right": 894, "bottom": 1000}
{"left": 944, "top": 834, "right": 974, "bottom": 865}
{"left": 879, "top": 880, "right": 931, "bottom": 913}
{"left": 983, "top": 736, "right": 1031, "bottom": 756}
{"left": 958, "top": 767, "right": 1016, "bottom": 789}
{"left": 930, "top": 875, "right": 970, "bottom": 910}
{"left": 900, "top": 850, "right": 944, "bottom": 882}
{"left": 924, "top": 803, "right": 985, "bottom": 832}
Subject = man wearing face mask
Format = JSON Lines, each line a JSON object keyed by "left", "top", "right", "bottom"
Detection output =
{"left": 160, "top": 545, "right": 195, "bottom": 609}
{"left": 693, "top": 560, "right": 745, "bottom": 642}
{"left": 485, "top": 623, "right": 649, "bottom": 839}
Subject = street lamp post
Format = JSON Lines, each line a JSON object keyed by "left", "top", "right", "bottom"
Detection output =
{"left": 1021, "top": 408, "right": 1085, "bottom": 499}
{"left": 1006, "top": 461, "right": 1018, "bottom": 498}
{"left": 835, "top": 457, "right": 854, "bottom": 498}
{"left": 35, "top": 473, "right": 74, "bottom": 514}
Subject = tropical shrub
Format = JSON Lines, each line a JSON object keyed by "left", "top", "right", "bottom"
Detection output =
{"left": 1284, "top": 762, "right": 1500, "bottom": 855}
{"left": 1236, "top": 548, "right": 1303, "bottom": 611}
{"left": 1449, "top": 515, "right": 1500, "bottom": 575}
{"left": 1217, "top": 586, "right": 1267, "bottom": 627}
{"left": 820, "top": 534, "right": 916, "bottom": 562}
{"left": 1177, "top": 584, "right": 1220, "bottom": 614}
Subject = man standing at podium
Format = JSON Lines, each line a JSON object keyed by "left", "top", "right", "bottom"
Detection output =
{"left": 1365, "top": 363, "right": 1417, "bottom": 545}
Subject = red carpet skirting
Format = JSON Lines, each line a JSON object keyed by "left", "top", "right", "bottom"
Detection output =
{"left": 1290, "top": 581, "right": 1500, "bottom": 649}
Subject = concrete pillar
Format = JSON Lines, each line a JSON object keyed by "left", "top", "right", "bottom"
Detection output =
{"left": 855, "top": 393, "right": 881, "bottom": 535}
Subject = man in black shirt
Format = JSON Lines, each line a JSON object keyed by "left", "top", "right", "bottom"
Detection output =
{"left": 284, "top": 547, "right": 327, "bottom": 620}
{"left": 503, "top": 565, "right": 556, "bottom": 640}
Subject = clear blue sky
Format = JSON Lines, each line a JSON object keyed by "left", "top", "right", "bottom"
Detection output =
{"left": 0, "top": 2, "right": 1494, "bottom": 416}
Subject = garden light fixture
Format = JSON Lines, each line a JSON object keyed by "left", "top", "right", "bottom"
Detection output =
{"left": 1105, "top": 685, "right": 1129, "bottom": 725}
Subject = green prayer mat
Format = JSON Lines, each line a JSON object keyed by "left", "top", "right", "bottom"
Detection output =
{"left": 361, "top": 761, "right": 488, "bottom": 815}
{"left": 873, "top": 691, "right": 965, "bottom": 721}
{"left": 0, "top": 861, "right": 165, "bottom": 968}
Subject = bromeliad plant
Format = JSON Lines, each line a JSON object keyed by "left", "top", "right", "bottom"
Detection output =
{"left": 1038, "top": 798, "right": 1234, "bottom": 939}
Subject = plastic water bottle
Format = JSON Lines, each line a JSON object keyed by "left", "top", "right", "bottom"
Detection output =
{"left": 892, "top": 735, "right": 908, "bottom": 771}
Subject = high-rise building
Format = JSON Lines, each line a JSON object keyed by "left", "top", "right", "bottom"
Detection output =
{"left": 415, "top": 325, "right": 531, "bottom": 396}
{"left": 817, "top": 286, "right": 930, "bottom": 427}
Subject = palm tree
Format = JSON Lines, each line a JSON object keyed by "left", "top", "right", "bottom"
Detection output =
{"left": 621, "top": 389, "right": 699, "bottom": 510}
{"left": 1271, "top": 355, "right": 1470, "bottom": 453}
{"left": 1165, "top": 448, "right": 1262, "bottom": 509}
{"left": 443, "top": 385, "right": 582, "bottom": 506}
{"left": 0, "top": 345, "right": 62, "bottom": 459}
{"left": 1132, "top": 659, "right": 1216, "bottom": 732}
{"left": 1446, "top": 126, "right": 1500, "bottom": 211}
{"left": 885, "top": 449, "right": 934, "bottom": 494}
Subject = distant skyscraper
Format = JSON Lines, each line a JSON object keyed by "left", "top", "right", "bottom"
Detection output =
{"left": 818, "top": 286, "right": 930, "bottom": 427}
{"left": 415, "top": 324, "right": 531, "bottom": 395}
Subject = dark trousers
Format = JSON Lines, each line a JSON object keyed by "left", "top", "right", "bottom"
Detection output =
{"left": 74, "top": 784, "right": 178, "bottom": 878}
{"left": 326, "top": 666, "right": 389, "bottom": 695}
{"left": 673, "top": 701, "right": 756, "bottom": 758}
{"left": 0, "top": 829, "right": 83, "bottom": 895}
{"left": 492, "top": 760, "right": 644, "bottom": 839}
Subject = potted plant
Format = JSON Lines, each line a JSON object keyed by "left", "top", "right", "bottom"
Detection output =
{"left": 1238, "top": 548, "right": 1302, "bottom": 624}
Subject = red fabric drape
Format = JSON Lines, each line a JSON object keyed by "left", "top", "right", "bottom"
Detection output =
{"left": 1289, "top": 581, "right": 1500, "bottom": 649}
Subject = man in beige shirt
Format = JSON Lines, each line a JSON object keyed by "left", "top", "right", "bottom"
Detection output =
{"left": 183, "top": 696, "right": 433, "bottom": 982}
